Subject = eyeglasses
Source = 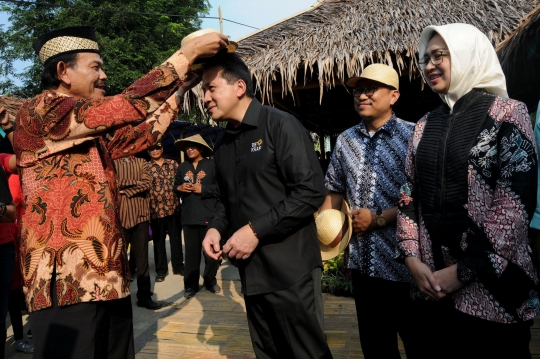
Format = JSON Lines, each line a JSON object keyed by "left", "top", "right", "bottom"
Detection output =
{"left": 353, "top": 87, "right": 380, "bottom": 97}
{"left": 419, "top": 50, "right": 450, "bottom": 69}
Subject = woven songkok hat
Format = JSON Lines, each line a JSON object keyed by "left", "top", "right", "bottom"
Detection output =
{"left": 316, "top": 200, "right": 353, "bottom": 261}
{"left": 174, "top": 134, "right": 213, "bottom": 157}
{"left": 33, "top": 26, "right": 100, "bottom": 65}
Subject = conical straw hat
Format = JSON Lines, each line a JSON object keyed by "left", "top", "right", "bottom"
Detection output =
{"left": 316, "top": 200, "right": 352, "bottom": 261}
{"left": 181, "top": 28, "right": 238, "bottom": 70}
{"left": 174, "top": 134, "right": 213, "bottom": 157}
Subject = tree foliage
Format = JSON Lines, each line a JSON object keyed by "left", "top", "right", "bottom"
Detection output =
{"left": 0, "top": 0, "right": 210, "bottom": 98}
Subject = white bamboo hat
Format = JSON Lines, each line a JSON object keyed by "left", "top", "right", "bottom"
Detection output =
{"left": 316, "top": 200, "right": 352, "bottom": 261}
{"left": 181, "top": 28, "right": 238, "bottom": 70}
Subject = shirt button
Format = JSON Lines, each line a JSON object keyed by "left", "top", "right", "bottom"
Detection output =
{"left": 236, "top": 158, "right": 241, "bottom": 163}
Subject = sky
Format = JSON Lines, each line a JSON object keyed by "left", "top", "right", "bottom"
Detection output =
{"left": 0, "top": 0, "right": 318, "bottom": 84}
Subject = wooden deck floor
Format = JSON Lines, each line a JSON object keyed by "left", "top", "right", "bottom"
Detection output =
{"left": 136, "top": 279, "right": 540, "bottom": 358}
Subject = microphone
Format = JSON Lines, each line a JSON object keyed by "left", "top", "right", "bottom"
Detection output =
{"left": 184, "top": 175, "right": 194, "bottom": 184}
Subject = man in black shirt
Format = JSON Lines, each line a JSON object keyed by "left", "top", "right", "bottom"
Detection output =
{"left": 175, "top": 134, "right": 221, "bottom": 300}
{"left": 201, "top": 54, "right": 332, "bottom": 359}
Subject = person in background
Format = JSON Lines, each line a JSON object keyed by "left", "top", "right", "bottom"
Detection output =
{"left": 147, "top": 142, "right": 184, "bottom": 282}
{"left": 397, "top": 23, "right": 538, "bottom": 359}
{"left": 114, "top": 155, "right": 160, "bottom": 310}
{"left": 175, "top": 134, "right": 221, "bottom": 299}
{"left": 321, "top": 64, "right": 419, "bottom": 359}
{"left": 529, "top": 100, "right": 540, "bottom": 265}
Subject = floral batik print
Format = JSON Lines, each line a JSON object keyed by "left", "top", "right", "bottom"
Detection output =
{"left": 14, "top": 51, "right": 191, "bottom": 313}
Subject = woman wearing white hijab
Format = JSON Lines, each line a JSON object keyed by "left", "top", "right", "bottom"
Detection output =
{"left": 396, "top": 23, "right": 538, "bottom": 358}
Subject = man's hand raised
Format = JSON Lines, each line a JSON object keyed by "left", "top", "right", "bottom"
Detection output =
{"left": 181, "top": 33, "right": 229, "bottom": 65}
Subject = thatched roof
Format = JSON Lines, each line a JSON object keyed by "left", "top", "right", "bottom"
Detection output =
{"left": 237, "top": 0, "right": 537, "bottom": 103}
{"left": 497, "top": 3, "right": 540, "bottom": 66}
{"left": 0, "top": 96, "right": 24, "bottom": 118}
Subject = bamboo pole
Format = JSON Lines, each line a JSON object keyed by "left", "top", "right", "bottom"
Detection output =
{"left": 218, "top": 6, "right": 223, "bottom": 34}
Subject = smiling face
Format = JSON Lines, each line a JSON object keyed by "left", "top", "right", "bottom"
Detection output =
{"left": 147, "top": 146, "right": 163, "bottom": 160}
{"left": 59, "top": 52, "right": 107, "bottom": 99}
{"left": 202, "top": 66, "right": 245, "bottom": 122}
{"left": 422, "top": 34, "right": 451, "bottom": 94}
{"left": 185, "top": 144, "right": 203, "bottom": 161}
{"left": 353, "top": 79, "right": 399, "bottom": 122}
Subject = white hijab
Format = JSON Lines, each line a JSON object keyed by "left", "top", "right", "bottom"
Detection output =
{"left": 418, "top": 23, "right": 508, "bottom": 112}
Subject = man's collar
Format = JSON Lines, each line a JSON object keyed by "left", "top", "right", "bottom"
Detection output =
{"left": 357, "top": 113, "right": 398, "bottom": 137}
{"left": 226, "top": 98, "right": 261, "bottom": 134}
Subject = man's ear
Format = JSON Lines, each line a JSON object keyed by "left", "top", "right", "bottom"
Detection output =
{"left": 57, "top": 61, "right": 71, "bottom": 85}
{"left": 236, "top": 79, "right": 247, "bottom": 98}
{"left": 390, "top": 90, "right": 400, "bottom": 106}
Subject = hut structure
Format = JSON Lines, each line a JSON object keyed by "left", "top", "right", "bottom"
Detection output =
{"left": 497, "top": 3, "right": 540, "bottom": 115}
{"left": 236, "top": 0, "right": 537, "bottom": 150}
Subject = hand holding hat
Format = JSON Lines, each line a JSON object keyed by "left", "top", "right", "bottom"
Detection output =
{"left": 316, "top": 201, "right": 352, "bottom": 261}
{"left": 180, "top": 29, "right": 231, "bottom": 65}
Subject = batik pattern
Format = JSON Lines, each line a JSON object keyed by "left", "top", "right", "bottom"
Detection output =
{"left": 148, "top": 159, "right": 179, "bottom": 219}
{"left": 396, "top": 96, "right": 539, "bottom": 323}
{"left": 325, "top": 115, "right": 414, "bottom": 282}
{"left": 14, "top": 53, "right": 190, "bottom": 313}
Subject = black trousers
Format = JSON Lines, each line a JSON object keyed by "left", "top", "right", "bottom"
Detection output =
{"left": 244, "top": 267, "right": 333, "bottom": 359}
{"left": 123, "top": 222, "right": 151, "bottom": 300}
{"left": 150, "top": 214, "right": 184, "bottom": 275}
{"left": 413, "top": 297, "right": 532, "bottom": 359}
{"left": 183, "top": 225, "right": 220, "bottom": 291}
{"left": 30, "top": 274, "right": 134, "bottom": 359}
{"left": 8, "top": 288, "right": 24, "bottom": 341}
{"left": 352, "top": 272, "right": 421, "bottom": 359}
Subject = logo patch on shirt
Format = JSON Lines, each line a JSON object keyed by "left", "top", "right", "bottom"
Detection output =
{"left": 251, "top": 139, "right": 263, "bottom": 152}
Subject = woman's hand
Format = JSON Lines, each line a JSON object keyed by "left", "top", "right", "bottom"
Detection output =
{"left": 405, "top": 257, "right": 446, "bottom": 301}
{"left": 433, "top": 265, "right": 465, "bottom": 294}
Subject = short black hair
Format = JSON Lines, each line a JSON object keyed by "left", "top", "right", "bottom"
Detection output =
{"left": 203, "top": 53, "right": 254, "bottom": 98}
{"left": 41, "top": 52, "right": 78, "bottom": 90}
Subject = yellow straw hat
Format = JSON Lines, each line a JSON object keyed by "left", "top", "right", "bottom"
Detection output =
{"left": 316, "top": 200, "right": 352, "bottom": 261}
{"left": 174, "top": 134, "right": 213, "bottom": 157}
{"left": 181, "top": 29, "right": 238, "bottom": 70}
{"left": 345, "top": 63, "right": 400, "bottom": 90}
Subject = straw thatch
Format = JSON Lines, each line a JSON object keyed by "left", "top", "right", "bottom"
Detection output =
{"left": 0, "top": 96, "right": 24, "bottom": 118}
{"left": 497, "top": 3, "right": 540, "bottom": 65}
{"left": 237, "top": 0, "right": 537, "bottom": 103}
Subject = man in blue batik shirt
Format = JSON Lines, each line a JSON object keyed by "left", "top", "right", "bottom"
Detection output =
{"left": 321, "top": 64, "right": 420, "bottom": 359}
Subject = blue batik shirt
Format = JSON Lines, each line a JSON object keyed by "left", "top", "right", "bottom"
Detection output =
{"left": 325, "top": 114, "right": 414, "bottom": 282}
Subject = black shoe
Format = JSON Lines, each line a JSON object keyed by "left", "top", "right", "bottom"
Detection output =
{"left": 155, "top": 272, "right": 168, "bottom": 282}
{"left": 136, "top": 298, "right": 163, "bottom": 310}
{"left": 173, "top": 267, "right": 184, "bottom": 276}
{"left": 206, "top": 284, "right": 221, "bottom": 294}
{"left": 184, "top": 288, "right": 197, "bottom": 299}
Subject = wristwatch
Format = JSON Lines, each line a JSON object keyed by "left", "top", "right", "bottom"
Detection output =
{"left": 375, "top": 209, "right": 387, "bottom": 228}
{"left": 457, "top": 261, "right": 475, "bottom": 284}
{"left": 0, "top": 202, "right": 6, "bottom": 218}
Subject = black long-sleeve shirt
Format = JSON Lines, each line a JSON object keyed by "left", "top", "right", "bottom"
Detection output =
{"left": 209, "top": 99, "right": 325, "bottom": 295}
{"left": 175, "top": 158, "right": 219, "bottom": 226}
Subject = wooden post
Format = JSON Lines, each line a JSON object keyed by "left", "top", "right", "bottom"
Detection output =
{"left": 218, "top": 6, "right": 223, "bottom": 34}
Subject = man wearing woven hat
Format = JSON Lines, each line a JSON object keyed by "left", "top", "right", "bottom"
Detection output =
{"left": 174, "top": 134, "right": 221, "bottom": 299}
{"left": 201, "top": 53, "right": 332, "bottom": 358}
{"left": 321, "top": 64, "right": 420, "bottom": 358}
{"left": 6, "top": 25, "right": 228, "bottom": 358}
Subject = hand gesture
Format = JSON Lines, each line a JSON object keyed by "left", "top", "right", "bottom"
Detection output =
{"left": 433, "top": 265, "right": 465, "bottom": 295}
{"left": 177, "top": 72, "right": 202, "bottom": 98}
{"left": 191, "top": 183, "right": 202, "bottom": 194}
{"left": 181, "top": 32, "right": 229, "bottom": 63}
{"left": 349, "top": 208, "right": 376, "bottom": 236}
{"left": 223, "top": 224, "right": 259, "bottom": 260}
{"left": 405, "top": 257, "right": 445, "bottom": 301}
{"left": 203, "top": 228, "right": 223, "bottom": 261}
{"left": 178, "top": 183, "right": 193, "bottom": 193}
